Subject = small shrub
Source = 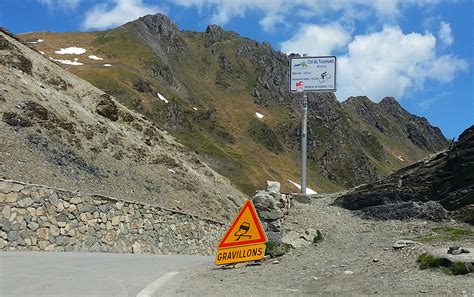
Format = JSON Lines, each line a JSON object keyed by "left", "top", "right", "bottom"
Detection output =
{"left": 313, "top": 230, "right": 323, "bottom": 244}
{"left": 447, "top": 262, "right": 469, "bottom": 275}
{"left": 417, "top": 252, "right": 450, "bottom": 269}
{"left": 466, "top": 210, "right": 474, "bottom": 225}
{"left": 417, "top": 253, "right": 470, "bottom": 275}
{"left": 265, "top": 242, "right": 292, "bottom": 258}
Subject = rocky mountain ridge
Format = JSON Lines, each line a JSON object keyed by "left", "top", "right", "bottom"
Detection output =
{"left": 19, "top": 13, "right": 448, "bottom": 193}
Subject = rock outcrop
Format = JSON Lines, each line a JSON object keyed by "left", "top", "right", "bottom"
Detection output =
{"left": 204, "top": 24, "right": 239, "bottom": 47}
{"left": 335, "top": 125, "right": 474, "bottom": 223}
{"left": 252, "top": 181, "right": 290, "bottom": 243}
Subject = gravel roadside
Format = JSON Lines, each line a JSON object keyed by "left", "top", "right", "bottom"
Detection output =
{"left": 164, "top": 193, "right": 474, "bottom": 296}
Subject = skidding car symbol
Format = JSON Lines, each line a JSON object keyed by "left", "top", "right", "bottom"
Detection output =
{"left": 234, "top": 222, "right": 252, "bottom": 241}
{"left": 319, "top": 71, "right": 333, "bottom": 83}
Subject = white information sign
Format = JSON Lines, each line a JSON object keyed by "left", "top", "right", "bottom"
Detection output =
{"left": 289, "top": 56, "right": 336, "bottom": 92}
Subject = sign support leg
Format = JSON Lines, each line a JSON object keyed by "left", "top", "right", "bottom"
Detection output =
{"left": 301, "top": 93, "right": 307, "bottom": 194}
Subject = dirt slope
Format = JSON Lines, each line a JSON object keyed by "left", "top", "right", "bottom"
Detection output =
{"left": 0, "top": 30, "right": 244, "bottom": 222}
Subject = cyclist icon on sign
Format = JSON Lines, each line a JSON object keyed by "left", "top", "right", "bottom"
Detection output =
{"left": 234, "top": 222, "right": 252, "bottom": 241}
{"left": 319, "top": 71, "right": 333, "bottom": 83}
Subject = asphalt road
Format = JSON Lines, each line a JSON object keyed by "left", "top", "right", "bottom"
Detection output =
{"left": 0, "top": 251, "right": 212, "bottom": 297}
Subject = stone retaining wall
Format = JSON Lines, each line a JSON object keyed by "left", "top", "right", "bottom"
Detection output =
{"left": 0, "top": 179, "right": 225, "bottom": 255}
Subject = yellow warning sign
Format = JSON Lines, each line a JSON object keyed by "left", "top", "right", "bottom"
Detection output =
{"left": 215, "top": 243, "right": 265, "bottom": 265}
{"left": 216, "top": 200, "right": 267, "bottom": 265}
{"left": 218, "top": 200, "right": 267, "bottom": 249}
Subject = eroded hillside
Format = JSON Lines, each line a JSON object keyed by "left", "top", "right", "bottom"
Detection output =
{"left": 0, "top": 30, "right": 244, "bottom": 222}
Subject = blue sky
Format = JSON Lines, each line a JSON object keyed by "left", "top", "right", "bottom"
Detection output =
{"left": 1, "top": 0, "right": 472, "bottom": 139}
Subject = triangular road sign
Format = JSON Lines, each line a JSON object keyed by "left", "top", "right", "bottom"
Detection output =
{"left": 218, "top": 199, "right": 267, "bottom": 249}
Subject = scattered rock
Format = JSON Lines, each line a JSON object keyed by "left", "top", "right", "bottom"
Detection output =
{"left": 111, "top": 216, "right": 120, "bottom": 226}
{"left": 5, "top": 193, "right": 18, "bottom": 202}
{"left": 132, "top": 242, "right": 141, "bottom": 254}
{"left": 234, "top": 262, "right": 248, "bottom": 269}
{"left": 259, "top": 209, "right": 283, "bottom": 221}
{"left": 393, "top": 240, "right": 416, "bottom": 249}
{"left": 28, "top": 222, "right": 39, "bottom": 231}
{"left": 70, "top": 197, "right": 82, "bottom": 204}
{"left": 17, "top": 197, "right": 34, "bottom": 207}
{"left": 282, "top": 231, "right": 309, "bottom": 249}
{"left": 343, "top": 270, "right": 354, "bottom": 275}
{"left": 266, "top": 181, "right": 281, "bottom": 196}
{"left": 23, "top": 101, "right": 48, "bottom": 120}
{"left": 132, "top": 79, "right": 153, "bottom": 93}
{"left": 0, "top": 239, "right": 8, "bottom": 249}
{"left": 2, "top": 112, "right": 32, "bottom": 127}
{"left": 292, "top": 194, "right": 311, "bottom": 204}
{"left": 96, "top": 94, "right": 118, "bottom": 121}
{"left": 253, "top": 191, "right": 276, "bottom": 210}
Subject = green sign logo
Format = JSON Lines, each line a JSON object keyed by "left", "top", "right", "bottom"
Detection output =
{"left": 294, "top": 61, "right": 308, "bottom": 69}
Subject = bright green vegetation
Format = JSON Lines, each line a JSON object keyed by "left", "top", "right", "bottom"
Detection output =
{"left": 417, "top": 253, "right": 470, "bottom": 275}
{"left": 313, "top": 230, "right": 323, "bottom": 244}
{"left": 265, "top": 242, "right": 292, "bottom": 258}
{"left": 417, "top": 252, "right": 451, "bottom": 269}
{"left": 413, "top": 227, "right": 473, "bottom": 243}
{"left": 467, "top": 210, "right": 474, "bottom": 224}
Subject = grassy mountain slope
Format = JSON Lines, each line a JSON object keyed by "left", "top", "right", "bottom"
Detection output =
{"left": 19, "top": 14, "right": 448, "bottom": 194}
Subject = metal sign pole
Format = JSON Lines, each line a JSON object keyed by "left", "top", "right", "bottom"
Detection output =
{"left": 290, "top": 55, "right": 336, "bottom": 195}
{"left": 301, "top": 92, "right": 307, "bottom": 194}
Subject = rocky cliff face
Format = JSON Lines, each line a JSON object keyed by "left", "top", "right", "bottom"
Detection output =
{"left": 335, "top": 126, "right": 474, "bottom": 223}
{"left": 0, "top": 30, "right": 244, "bottom": 222}
{"left": 18, "top": 13, "right": 449, "bottom": 193}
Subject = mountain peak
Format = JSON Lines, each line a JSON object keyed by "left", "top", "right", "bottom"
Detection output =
{"left": 379, "top": 96, "right": 400, "bottom": 106}
{"left": 205, "top": 24, "right": 225, "bottom": 36}
{"left": 137, "top": 13, "right": 180, "bottom": 37}
{"left": 129, "top": 13, "right": 186, "bottom": 59}
{"left": 343, "top": 96, "right": 372, "bottom": 105}
{"left": 204, "top": 24, "right": 239, "bottom": 47}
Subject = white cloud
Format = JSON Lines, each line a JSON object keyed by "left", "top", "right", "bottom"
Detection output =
{"left": 37, "top": 0, "right": 80, "bottom": 10}
{"left": 259, "top": 13, "right": 285, "bottom": 32}
{"left": 81, "top": 0, "right": 162, "bottom": 30}
{"left": 418, "top": 92, "right": 449, "bottom": 112}
{"left": 438, "top": 21, "right": 453, "bottom": 46}
{"left": 372, "top": 0, "right": 400, "bottom": 17}
{"left": 333, "top": 26, "right": 468, "bottom": 101}
{"left": 170, "top": 0, "right": 440, "bottom": 31}
{"left": 280, "top": 23, "right": 351, "bottom": 56}
{"left": 425, "top": 54, "right": 468, "bottom": 82}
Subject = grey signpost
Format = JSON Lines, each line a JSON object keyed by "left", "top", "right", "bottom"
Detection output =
{"left": 289, "top": 56, "right": 336, "bottom": 194}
